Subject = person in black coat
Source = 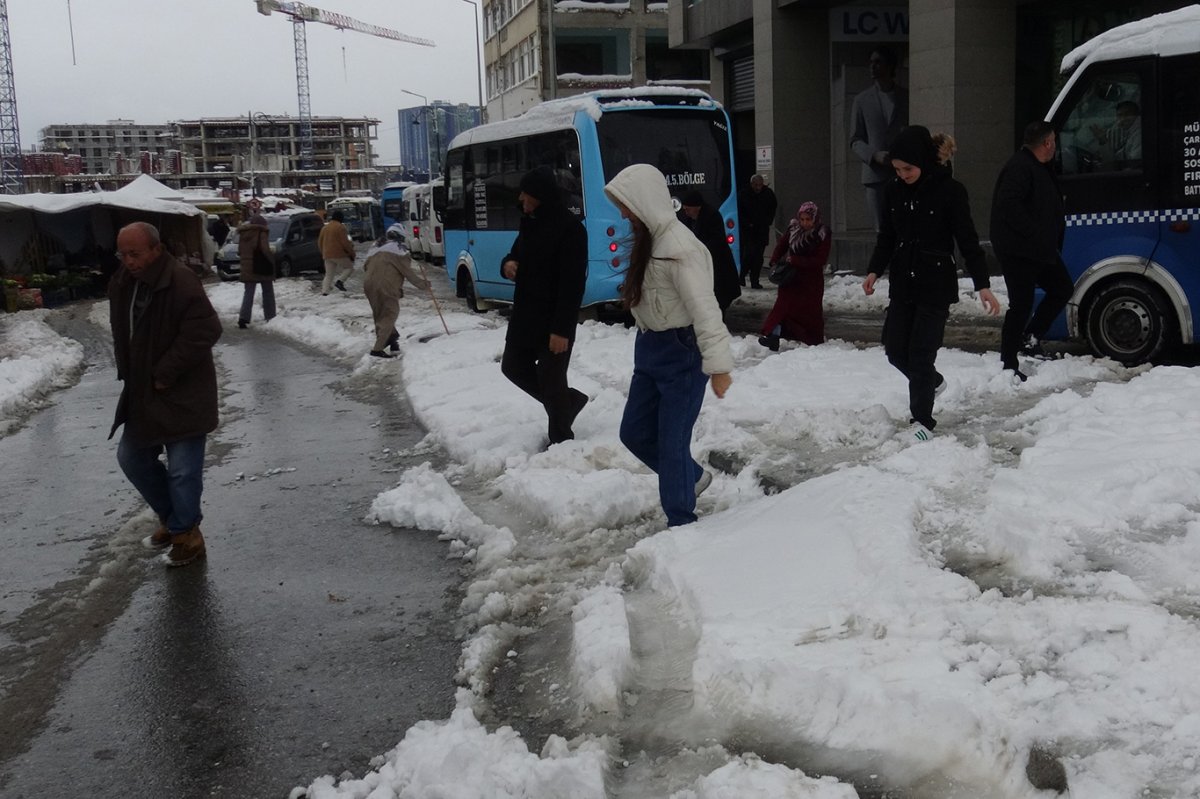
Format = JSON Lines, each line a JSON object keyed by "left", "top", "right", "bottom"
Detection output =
{"left": 990, "top": 121, "right": 1073, "bottom": 381}
{"left": 678, "top": 189, "right": 741, "bottom": 316}
{"left": 500, "top": 166, "right": 590, "bottom": 445}
{"left": 736, "top": 174, "right": 778, "bottom": 288}
{"left": 863, "top": 126, "right": 1000, "bottom": 438}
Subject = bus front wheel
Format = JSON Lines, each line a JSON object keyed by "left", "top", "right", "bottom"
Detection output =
{"left": 1085, "top": 279, "right": 1175, "bottom": 365}
{"left": 457, "top": 268, "right": 487, "bottom": 313}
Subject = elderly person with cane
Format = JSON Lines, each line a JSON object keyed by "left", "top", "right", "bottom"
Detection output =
{"left": 362, "top": 224, "right": 430, "bottom": 358}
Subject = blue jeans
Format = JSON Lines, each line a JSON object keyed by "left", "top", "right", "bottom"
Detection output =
{"left": 620, "top": 327, "right": 708, "bottom": 527}
{"left": 117, "top": 434, "right": 207, "bottom": 533}
{"left": 239, "top": 280, "right": 276, "bottom": 324}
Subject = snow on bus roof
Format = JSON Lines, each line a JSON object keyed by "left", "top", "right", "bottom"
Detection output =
{"left": 447, "top": 87, "right": 719, "bottom": 150}
{"left": 1061, "top": 5, "right": 1200, "bottom": 73}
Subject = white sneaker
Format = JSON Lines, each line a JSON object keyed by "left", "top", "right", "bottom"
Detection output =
{"left": 911, "top": 424, "right": 933, "bottom": 442}
{"left": 695, "top": 470, "right": 714, "bottom": 497}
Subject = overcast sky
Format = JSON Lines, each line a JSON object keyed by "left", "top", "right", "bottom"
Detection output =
{"left": 8, "top": 0, "right": 482, "bottom": 162}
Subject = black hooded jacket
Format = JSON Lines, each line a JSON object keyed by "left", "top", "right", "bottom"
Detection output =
{"left": 867, "top": 126, "right": 990, "bottom": 306}
{"left": 501, "top": 167, "right": 589, "bottom": 346}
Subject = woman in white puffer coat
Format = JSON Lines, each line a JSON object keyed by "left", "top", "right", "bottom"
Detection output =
{"left": 604, "top": 164, "right": 734, "bottom": 527}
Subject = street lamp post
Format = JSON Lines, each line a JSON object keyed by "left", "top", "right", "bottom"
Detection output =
{"left": 460, "top": 0, "right": 485, "bottom": 123}
{"left": 400, "top": 89, "right": 431, "bottom": 183}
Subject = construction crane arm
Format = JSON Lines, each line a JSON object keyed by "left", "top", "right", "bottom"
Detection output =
{"left": 256, "top": 0, "right": 435, "bottom": 47}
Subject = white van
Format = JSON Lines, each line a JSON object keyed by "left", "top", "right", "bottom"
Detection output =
{"left": 400, "top": 184, "right": 426, "bottom": 260}
{"left": 411, "top": 183, "right": 444, "bottom": 263}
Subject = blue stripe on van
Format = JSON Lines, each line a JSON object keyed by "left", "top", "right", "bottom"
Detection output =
{"left": 1066, "top": 208, "right": 1200, "bottom": 226}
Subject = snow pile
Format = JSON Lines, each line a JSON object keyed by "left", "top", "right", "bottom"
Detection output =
{"left": 0, "top": 312, "right": 85, "bottom": 431}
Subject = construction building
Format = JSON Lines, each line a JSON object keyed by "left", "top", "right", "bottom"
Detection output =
{"left": 24, "top": 114, "right": 380, "bottom": 198}
{"left": 398, "top": 102, "right": 483, "bottom": 181}
{"left": 483, "top": 0, "right": 707, "bottom": 122}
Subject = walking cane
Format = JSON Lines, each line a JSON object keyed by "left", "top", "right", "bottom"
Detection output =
{"left": 415, "top": 260, "right": 451, "bottom": 336}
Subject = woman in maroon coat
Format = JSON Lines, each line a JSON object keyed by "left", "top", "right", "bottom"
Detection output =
{"left": 758, "top": 202, "right": 831, "bottom": 350}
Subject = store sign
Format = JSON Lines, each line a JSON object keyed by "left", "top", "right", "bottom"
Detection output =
{"left": 830, "top": 7, "right": 910, "bottom": 42}
{"left": 756, "top": 145, "right": 773, "bottom": 171}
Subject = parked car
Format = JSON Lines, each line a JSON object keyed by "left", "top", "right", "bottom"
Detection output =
{"left": 216, "top": 211, "right": 325, "bottom": 280}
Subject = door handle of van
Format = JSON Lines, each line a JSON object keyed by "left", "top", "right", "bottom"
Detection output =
{"left": 1169, "top": 221, "right": 1191, "bottom": 234}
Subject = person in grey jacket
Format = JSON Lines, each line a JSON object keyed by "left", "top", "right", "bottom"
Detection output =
{"left": 850, "top": 45, "right": 909, "bottom": 231}
{"left": 990, "top": 121, "right": 1072, "bottom": 381}
{"left": 604, "top": 164, "right": 734, "bottom": 527}
{"left": 362, "top": 225, "right": 430, "bottom": 358}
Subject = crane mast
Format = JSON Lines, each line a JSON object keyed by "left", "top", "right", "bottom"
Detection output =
{"left": 0, "top": 0, "right": 23, "bottom": 194}
{"left": 255, "top": 1, "right": 434, "bottom": 171}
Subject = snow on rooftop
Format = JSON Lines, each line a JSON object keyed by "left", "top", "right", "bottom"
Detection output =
{"left": 447, "top": 87, "right": 720, "bottom": 150}
{"left": 1061, "top": 5, "right": 1200, "bottom": 73}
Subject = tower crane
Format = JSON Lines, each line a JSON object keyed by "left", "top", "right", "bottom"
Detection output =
{"left": 255, "top": 1, "right": 434, "bottom": 170}
{"left": 0, "top": 0, "right": 23, "bottom": 194}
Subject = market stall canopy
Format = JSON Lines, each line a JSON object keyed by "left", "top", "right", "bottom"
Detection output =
{"left": 112, "top": 173, "right": 188, "bottom": 203}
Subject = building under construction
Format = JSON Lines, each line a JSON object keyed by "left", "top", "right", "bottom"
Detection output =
{"left": 25, "top": 114, "right": 381, "bottom": 199}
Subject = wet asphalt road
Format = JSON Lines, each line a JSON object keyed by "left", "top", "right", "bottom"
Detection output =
{"left": 0, "top": 310, "right": 462, "bottom": 798}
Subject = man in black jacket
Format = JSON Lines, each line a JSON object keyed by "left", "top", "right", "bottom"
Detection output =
{"left": 736, "top": 174, "right": 777, "bottom": 289}
{"left": 678, "top": 189, "right": 741, "bottom": 316}
{"left": 500, "top": 166, "right": 589, "bottom": 445}
{"left": 990, "top": 121, "right": 1074, "bottom": 381}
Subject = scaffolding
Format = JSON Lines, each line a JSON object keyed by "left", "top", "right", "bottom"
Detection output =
{"left": 0, "top": 0, "right": 23, "bottom": 194}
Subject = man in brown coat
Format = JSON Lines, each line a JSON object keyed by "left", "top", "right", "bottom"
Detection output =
{"left": 108, "top": 222, "right": 222, "bottom": 567}
{"left": 318, "top": 209, "right": 356, "bottom": 294}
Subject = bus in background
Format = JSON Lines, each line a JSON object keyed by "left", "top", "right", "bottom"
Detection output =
{"left": 400, "top": 184, "right": 426, "bottom": 260}
{"left": 381, "top": 181, "right": 414, "bottom": 232}
{"left": 1045, "top": 6, "right": 1200, "bottom": 364}
{"left": 435, "top": 88, "right": 738, "bottom": 313}
{"left": 326, "top": 196, "right": 383, "bottom": 242}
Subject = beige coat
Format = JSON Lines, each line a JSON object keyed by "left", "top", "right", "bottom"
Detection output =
{"left": 363, "top": 243, "right": 430, "bottom": 351}
{"left": 318, "top": 219, "right": 356, "bottom": 259}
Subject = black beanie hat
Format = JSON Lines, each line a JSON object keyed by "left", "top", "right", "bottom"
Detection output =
{"left": 888, "top": 125, "right": 936, "bottom": 173}
{"left": 518, "top": 166, "right": 559, "bottom": 204}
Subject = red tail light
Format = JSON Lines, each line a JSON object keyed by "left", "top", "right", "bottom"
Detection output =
{"left": 727, "top": 235, "right": 735, "bottom": 245}
{"left": 725, "top": 218, "right": 735, "bottom": 229}
{"left": 412, "top": 226, "right": 420, "bottom": 238}
{"left": 435, "top": 227, "right": 443, "bottom": 243}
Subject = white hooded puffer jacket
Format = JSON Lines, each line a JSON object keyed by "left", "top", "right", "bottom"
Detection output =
{"left": 604, "top": 164, "right": 734, "bottom": 376}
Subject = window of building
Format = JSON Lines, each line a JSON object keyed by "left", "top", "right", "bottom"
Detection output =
{"left": 644, "top": 31, "right": 708, "bottom": 83}
{"left": 555, "top": 29, "right": 630, "bottom": 77}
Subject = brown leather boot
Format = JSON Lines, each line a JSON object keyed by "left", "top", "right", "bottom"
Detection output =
{"left": 142, "top": 524, "right": 170, "bottom": 550}
{"left": 161, "top": 526, "right": 206, "bottom": 567}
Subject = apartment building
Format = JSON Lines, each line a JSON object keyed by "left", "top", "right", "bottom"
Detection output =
{"left": 397, "top": 102, "right": 483, "bottom": 180}
{"left": 36, "top": 121, "right": 176, "bottom": 175}
{"left": 483, "top": 0, "right": 707, "bottom": 121}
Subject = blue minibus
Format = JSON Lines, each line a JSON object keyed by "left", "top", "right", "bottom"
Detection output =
{"left": 435, "top": 88, "right": 739, "bottom": 313}
{"left": 1045, "top": 6, "right": 1200, "bottom": 363}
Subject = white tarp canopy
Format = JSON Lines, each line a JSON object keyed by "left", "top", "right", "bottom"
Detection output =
{"left": 112, "top": 173, "right": 188, "bottom": 202}
{"left": 0, "top": 184, "right": 207, "bottom": 277}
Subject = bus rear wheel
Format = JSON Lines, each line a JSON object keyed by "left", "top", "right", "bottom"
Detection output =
{"left": 457, "top": 268, "right": 487, "bottom": 313}
{"left": 1085, "top": 279, "right": 1174, "bottom": 365}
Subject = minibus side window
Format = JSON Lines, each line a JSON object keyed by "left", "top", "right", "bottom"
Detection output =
{"left": 1059, "top": 69, "right": 1145, "bottom": 175}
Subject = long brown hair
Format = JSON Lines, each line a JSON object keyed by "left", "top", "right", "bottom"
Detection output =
{"left": 619, "top": 214, "right": 653, "bottom": 309}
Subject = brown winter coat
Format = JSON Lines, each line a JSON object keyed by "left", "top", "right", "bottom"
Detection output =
{"left": 237, "top": 219, "right": 274, "bottom": 283}
{"left": 108, "top": 251, "right": 222, "bottom": 445}
{"left": 318, "top": 219, "right": 356, "bottom": 259}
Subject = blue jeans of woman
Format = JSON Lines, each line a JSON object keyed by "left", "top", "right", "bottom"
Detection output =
{"left": 239, "top": 280, "right": 276, "bottom": 324}
{"left": 117, "top": 434, "right": 207, "bottom": 533}
{"left": 882, "top": 300, "right": 949, "bottom": 429}
{"left": 620, "top": 327, "right": 708, "bottom": 527}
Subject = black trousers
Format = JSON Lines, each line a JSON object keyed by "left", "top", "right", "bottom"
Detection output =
{"left": 999, "top": 255, "right": 1074, "bottom": 369}
{"left": 883, "top": 300, "right": 949, "bottom": 429}
{"left": 740, "top": 231, "right": 769, "bottom": 286}
{"left": 501, "top": 340, "right": 581, "bottom": 444}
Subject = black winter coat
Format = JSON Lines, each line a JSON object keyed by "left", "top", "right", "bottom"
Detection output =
{"left": 737, "top": 186, "right": 778, "bottom": 240}
{"left": 501, "top": 201, "right": 588, "bottom": 347}
{"left": 679, "top": 203, "right": 741, "bottom": 311}
{"left": 867, "top": 165, "right": 990, "bottom": 306}
{"left": 989, "top": 147, "right": 1065, "bottom": 266}
{"left": 108, "top": 252, "right": 223, "bottom": 445}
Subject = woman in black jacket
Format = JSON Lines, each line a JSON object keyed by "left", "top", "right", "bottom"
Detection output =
{"left": 862, "top": 126, "right": 1000, "bottom": 439}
